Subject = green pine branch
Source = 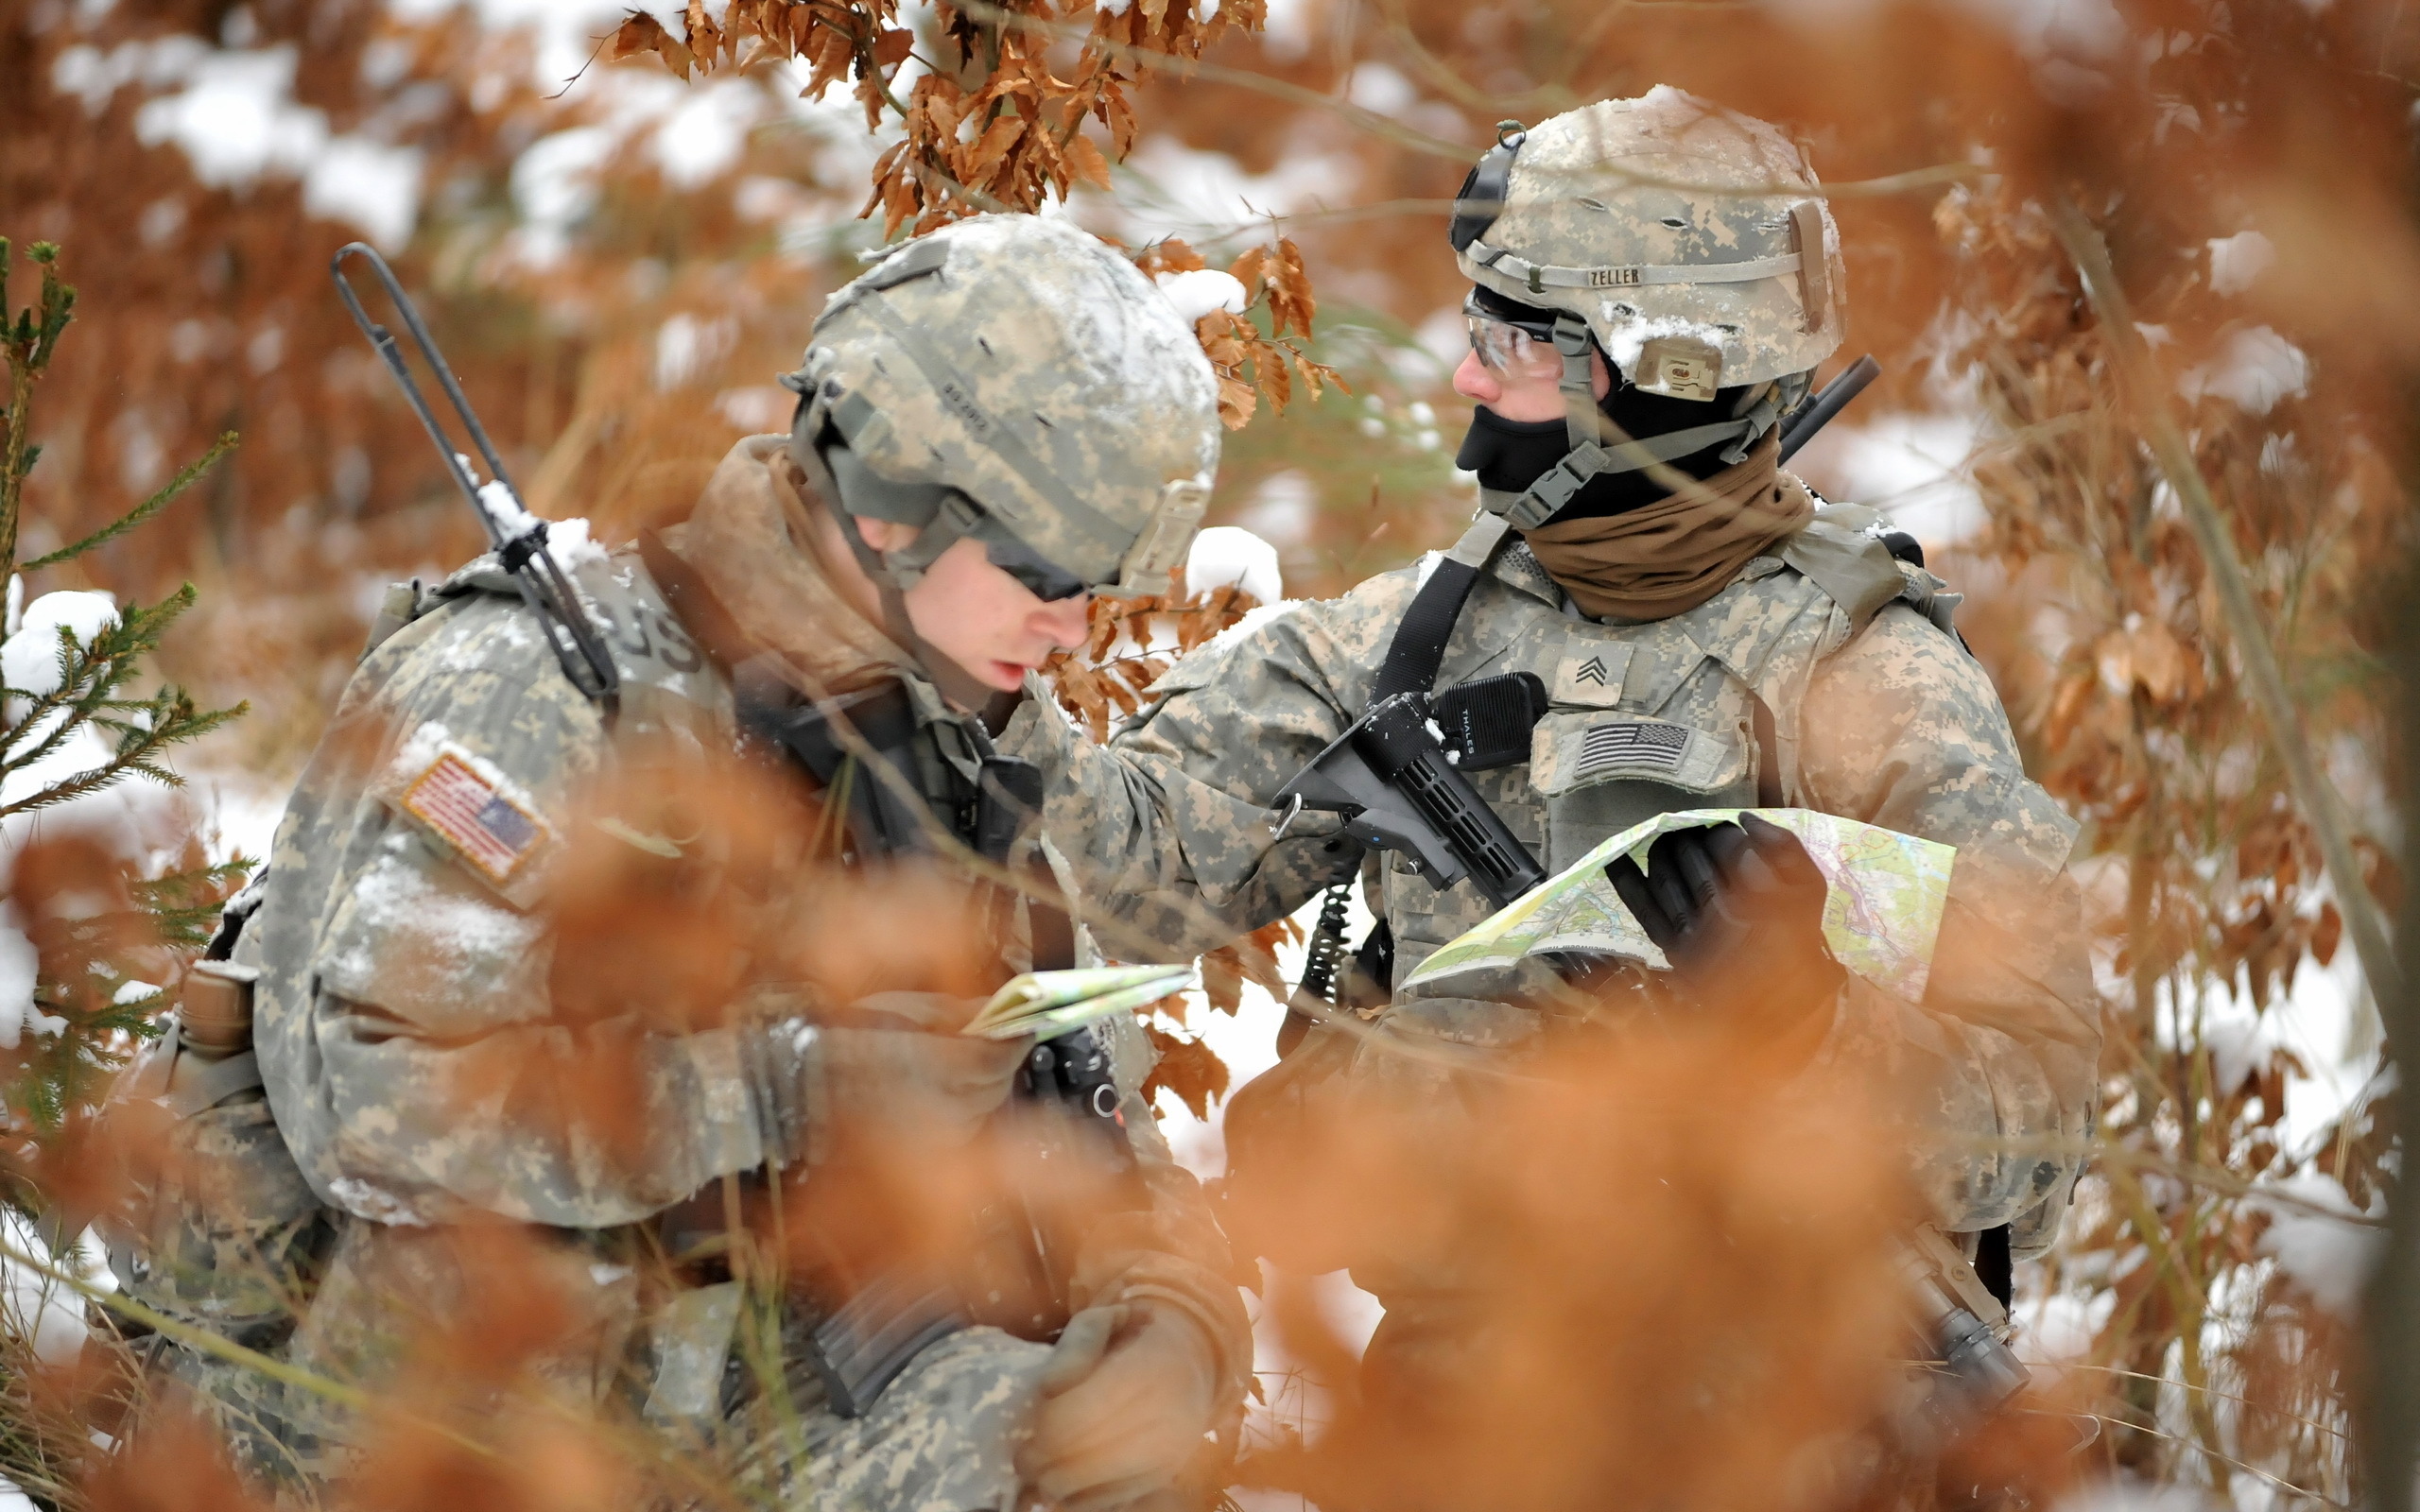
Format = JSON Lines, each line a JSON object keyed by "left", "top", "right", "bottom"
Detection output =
{"left": 1, "top": 239, "right": 230, "bottom": 584}
{"left": 23, "top": 431, "right": 238, "bottom": 572}
{"left": 0, "top": 239, "right": 253, "bottom": 1132}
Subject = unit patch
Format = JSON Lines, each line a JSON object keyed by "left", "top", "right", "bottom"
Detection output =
{"left": 397, "top": 747, "right": 550, "bottom": 885}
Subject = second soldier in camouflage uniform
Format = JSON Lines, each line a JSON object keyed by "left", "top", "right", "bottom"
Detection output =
{"left": 1001, "top": 91, "right": 2100, "bottom": 1421}
{"left": 115, "top": 215, "right": 1251, "bottom": 1512}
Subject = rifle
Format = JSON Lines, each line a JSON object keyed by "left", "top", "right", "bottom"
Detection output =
{"left": 330, "top": 243, "right": 619, "bottom": 707}
{"left": 1777, "top": 353, "right": 1881, "bottom": 464}
{"left": 1271, "top": 679, "right": 1549, "bottom": 910}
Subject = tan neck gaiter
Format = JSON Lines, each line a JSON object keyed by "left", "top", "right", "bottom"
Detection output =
{"left": 1516, "top": 434, "right": 1811, "bottom": 622}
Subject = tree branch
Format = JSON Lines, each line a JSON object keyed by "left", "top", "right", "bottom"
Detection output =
{"left": 2049, "top": 198, "right": 2402, "bottom": 1011}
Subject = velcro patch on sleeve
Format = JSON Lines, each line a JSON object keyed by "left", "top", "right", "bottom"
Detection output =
{"left": 384, "top": 726, "right": 554, "bottom": 888}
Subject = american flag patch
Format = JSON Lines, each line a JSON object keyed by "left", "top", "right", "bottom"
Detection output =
{"left": 1572, "top": 720, "right": 1690, "bottom": 782}
{"left": 400, "top": 751, "right": 547, "bottom": 885}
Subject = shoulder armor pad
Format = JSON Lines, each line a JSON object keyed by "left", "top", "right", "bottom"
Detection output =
{"left": 1778, "top": 515, "right": 1906, "bottom": 628}
{"left": 1782, "top": 507, "right": 1967, "bottom": 646}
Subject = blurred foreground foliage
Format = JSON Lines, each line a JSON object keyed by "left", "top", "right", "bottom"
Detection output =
{"left": 0, "top": 0, "right": 2416, "bottom": 1504}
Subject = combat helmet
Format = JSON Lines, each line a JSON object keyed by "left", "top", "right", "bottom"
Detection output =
{"left": 1448, "top": 89, "right": 1845, "bottom": 528}
{"left": 784, "top": 215, "right": 1219, "bottom": 602}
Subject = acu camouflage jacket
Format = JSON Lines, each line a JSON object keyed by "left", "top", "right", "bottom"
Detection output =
{"left": 227, "top": 438, "right": 1245, "bottom": 1441}
{"left": 1004, "top": 507, "right": 2101, "bottom": 1260}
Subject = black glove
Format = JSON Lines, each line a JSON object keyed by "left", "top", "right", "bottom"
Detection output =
{"left": 1603, "top": 814, "right": 1845, "bottom": 1035}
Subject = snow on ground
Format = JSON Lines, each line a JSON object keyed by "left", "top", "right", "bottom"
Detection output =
{"left": 1789, "top": 406, "right": 1992, "bottom": 551}
{"left": 2248, "top": 1173, "right": 2386, "bottom": 1317}
{"left": 2055, "top": 1479, "right": 2221, "bottom": 1512}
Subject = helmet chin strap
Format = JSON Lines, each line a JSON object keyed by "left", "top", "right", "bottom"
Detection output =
{"left": 789, "top": 418, "right": 1001, "bottom": 710}
{"left": 1478, "top": 313, "right": 1802, "bottom": 530}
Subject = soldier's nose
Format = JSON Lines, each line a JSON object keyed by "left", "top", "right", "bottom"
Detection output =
{"left": 1452, "top": 350, "right": 1500, "bottom": 404}
{"left": 1038, "top": 593, "right": 1092, "bottom": 652}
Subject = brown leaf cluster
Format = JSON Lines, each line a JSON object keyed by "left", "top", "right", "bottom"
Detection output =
{"left": 1139, "top": 236, "right": 1340, "bottom": 429}
{"left": 1040, "top": 566, "right": 1261, "bottom": 742}
{"left": 612, "top": 0, "right": 1264, "bottom": 234}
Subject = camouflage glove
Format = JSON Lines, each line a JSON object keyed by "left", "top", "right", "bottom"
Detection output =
{"left": 817, "top": 992, "right": 1028, "bottom": 1149}
{"left": 1603, "top": 814, "right": 1845, "bottom": 1036}
{"left": 1016, "top": 1299, "right": 1221, "bottom": 1512}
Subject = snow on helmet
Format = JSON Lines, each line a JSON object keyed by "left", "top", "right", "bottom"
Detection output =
{"left": 1453, "top": 89, "right": 1844, "bottom": 394}
{"left": 786, "top": 215, "right": 1219, "bottom": 598}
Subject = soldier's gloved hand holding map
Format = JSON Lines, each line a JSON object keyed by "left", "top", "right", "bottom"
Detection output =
{"left": 1604, "top": 814, "right": 1846, "bottom": 1038}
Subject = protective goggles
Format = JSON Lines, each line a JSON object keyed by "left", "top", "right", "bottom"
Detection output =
{"left": 1463, "top": 290, "right": 1566, "bottom": 381}
{"left": 967, "top": 512, "right": 1092, "bottom": 603}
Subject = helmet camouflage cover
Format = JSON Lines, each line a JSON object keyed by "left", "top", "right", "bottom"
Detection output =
{"left": 789, "top": 215, "right": 1219, "bottom": 597}
{"left": 1456, "top": 88, "right": 1845, "bottom": 395}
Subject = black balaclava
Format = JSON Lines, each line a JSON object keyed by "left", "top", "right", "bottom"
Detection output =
{"left": 1454, "top": 285, "right": 1757, "bottom": 522}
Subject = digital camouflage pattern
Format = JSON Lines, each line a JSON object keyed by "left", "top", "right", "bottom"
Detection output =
{"left": 1003, "top": 499, "right": 2100, "bottom": 1271}
{"left": 152, "top": 436, "right": 1248, "bottom": 1505}
{"left": 735, "top": 1326, "right": 1055, "bottom": 1512}
{"left": 1460, "top": 89, "right": 1846, "bottom": 387}
{"left": 796, "top": 215, "right": 1219, "bottom": 595}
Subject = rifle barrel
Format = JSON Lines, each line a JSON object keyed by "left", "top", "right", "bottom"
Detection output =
{"left": 1777, "top": 353, "right": 1882, "bottom": 463}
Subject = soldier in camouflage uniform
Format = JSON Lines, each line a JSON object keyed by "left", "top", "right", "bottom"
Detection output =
{"left": 999, "top": 91, "right": 2100, "bottom": 1425}
{"left": 120, "top": 215, "right": 1250, "bottom": 1511}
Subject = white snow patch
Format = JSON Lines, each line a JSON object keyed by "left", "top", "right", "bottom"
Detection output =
{"left": 475, "top": 478, "right": 541, "bottom": 542}
{"left": 2249, "top": 1172, "right": 2385, "bottom": 1317}
{"left": 2054, "top": 1480, "right": 2220, "bottom": 1512}
{"left": 304, "top": 136, "right": 425, "bottom": 251}
{"left": 1232, "top": 470, "right": 1318, "bottom": 548}
{"left": 1599, "top": 315, "right": 1734, "bottom": 381}
{"left": 1154, "top": 269, "right": 1250, "bottom": 325}
{"left": 466, "top": 478, "right": 607, "bottom": 572}
{"left": 1789, "top": 408, "right": 1989, "bottom": 549}
{"left": 131, "top": 43, "right": 325, "bottom": 186}
{"left": 510, "top": 127, "right": 614, "bottom": 262}
{"left": 717, "top": 387, "right": 795, "bottom": 434}
{"left": 534, "top": 516, "right": 611, "bottom": 571}
{"left": 651, "top": 79, "right": 758, "bottom": 188}
{"left": 1343, "top": 61, "right": 1416, "bottom": 117}
{"left": 654, "top": 313, "right": 735, "bottom": 391}
{"left": 1184, "top": 526, "right": 1283, "bottom": 606}
{"left": 0, "top": 1211, "right": 96, "bottom": 1368}
{"left": 2206, "top": 231, "right": 2275, "bottom": 297}
{"left": 2, "top": 591, "right": 119, "bottom": 716}
{"left": 2179, "top": 326, "right": 2309, "bottom": 415}
{"left": 0, "top": 919, "right": 58, "bottom": 1052}
{"left": 2013, "top": 1285, "right": 2115, "bottom": 1365}
{"left": 1099, "top": 138, "right": 1357, "bottom": 249}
